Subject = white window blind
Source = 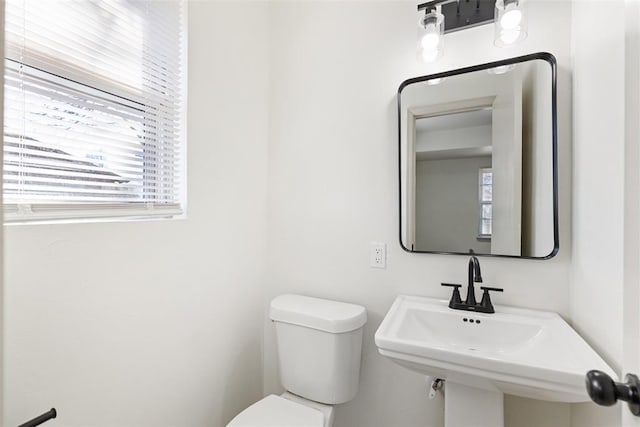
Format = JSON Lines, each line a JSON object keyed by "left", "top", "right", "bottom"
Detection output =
{"left": 4, "top": 0, "right": 186, "bottom": 223}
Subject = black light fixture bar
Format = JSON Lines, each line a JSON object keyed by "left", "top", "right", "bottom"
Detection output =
{"left": 417, "top": 0, "right": 446, "bottom": 11}
{"left": 417, "top": 0, "right": 497, "bottom": 33}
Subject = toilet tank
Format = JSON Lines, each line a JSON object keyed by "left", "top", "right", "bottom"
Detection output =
{"left": 270, "top": 294, "right": 367, "bottom": 405}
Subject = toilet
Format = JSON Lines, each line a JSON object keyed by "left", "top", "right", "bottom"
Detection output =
{"left": 227, "top": 294, "right": 367, "bottom": 427}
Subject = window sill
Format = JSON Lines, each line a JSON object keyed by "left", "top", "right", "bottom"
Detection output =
{"left": 4, "top": 203, "right": 185, "bottom": 226}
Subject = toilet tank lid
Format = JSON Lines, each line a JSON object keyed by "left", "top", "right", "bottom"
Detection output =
{"left": 270, "top": 294, "right": 367, "bottom": 333}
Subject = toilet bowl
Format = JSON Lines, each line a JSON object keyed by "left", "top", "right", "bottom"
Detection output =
{"left": 226, "top": 294, "right": 367, "bottom": 427}
{"left": 227, "top": 392, "right": 334, "bottom": 427}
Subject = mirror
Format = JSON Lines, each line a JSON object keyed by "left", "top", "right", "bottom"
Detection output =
{"left": 398, "top": 53, "right": 558, "bottom": 259}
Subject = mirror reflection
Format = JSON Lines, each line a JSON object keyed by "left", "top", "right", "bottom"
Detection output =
{"left": 399, "top": 54, "right": 557, "bottom": 258}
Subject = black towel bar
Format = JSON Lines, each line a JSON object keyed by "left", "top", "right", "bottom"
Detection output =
{"left": 18, "top": 408, "right": 57, "bottom": 427}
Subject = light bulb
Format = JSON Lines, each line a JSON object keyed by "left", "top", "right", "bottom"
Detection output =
{"left": 426, "top": 77, "right": 445, "bottom": 85}
{"left": 421, "top": 24, "right": 440, "bottom": 49}
{"left": 494, "top": 0, "right": 527, "bottom": 47}
{"left": 417, "top": 8, "right": 444, "bottom": 63}
{"left": 500, "top": 8, "right": 522, "bottom": 30}
{"left": 422, "top": 48, "right": 440, "bottom": 63}
{"left": 487, "top": 64, "right": 515, "bottom": 75}
{"left": 499, "top": 29, "right": 521, "bottom": 45}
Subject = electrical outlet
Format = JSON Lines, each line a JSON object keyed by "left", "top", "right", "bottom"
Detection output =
{"left": 370, "top": 242, "right": 386, "bottom": 269}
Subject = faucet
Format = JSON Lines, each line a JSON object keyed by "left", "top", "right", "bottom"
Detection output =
{"left": 441, "top": 256, "right": 503, "bottom": 314}
{"left": 466, "top": 256, "right": 483, "bottom": 306}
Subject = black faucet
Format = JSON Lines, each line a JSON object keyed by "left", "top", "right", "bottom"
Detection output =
{"left": 441, "top": 256, "right": 503, "bottom": 314}
{"left": 466, "top": 256, "right": 483, "bottom": 306}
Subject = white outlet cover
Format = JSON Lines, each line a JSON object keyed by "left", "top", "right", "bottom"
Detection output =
{"left": 370, "top": 242, "right": 386, "bottom": 269}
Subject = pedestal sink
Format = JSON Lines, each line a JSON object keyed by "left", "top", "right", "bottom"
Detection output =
{"left": 374, "top": 295, "right": 616, "bottom": 427}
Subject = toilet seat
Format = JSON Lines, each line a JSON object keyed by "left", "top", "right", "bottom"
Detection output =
{"left": 227, "top": 394, "right": 324, "bottom": 427}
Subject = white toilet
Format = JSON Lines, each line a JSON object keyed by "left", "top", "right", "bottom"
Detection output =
{"left": 227, "top": 294, "right": 367, "bottom": 427}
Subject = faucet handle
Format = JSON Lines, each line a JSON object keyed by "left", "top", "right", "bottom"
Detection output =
{"left": 441, "top": 283, "right": 462, "bottom": 288}
{"left": 441, "top": 283, "right": 463, "bottom": 307}
{"left": 479, "top": 287, "right": 503, "bottom": 313}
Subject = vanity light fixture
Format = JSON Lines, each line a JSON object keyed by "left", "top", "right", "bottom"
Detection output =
{"left": 416, "top": 0, "right": 527, "bottom": 63}
{"left": 418, "top": 5, "right": 444, "bottom": 63}
{"left": 494, "top": 0, "right": 528, "bottom": 47}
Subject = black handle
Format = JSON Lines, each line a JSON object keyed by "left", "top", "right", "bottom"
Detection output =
{"left": 18, "top": 408, "right": 57, "bottom": 427}
{"left": 479, "top": 287, "right": 503, "bottom": 313}
{"left": 441, "top": 283, "right": 462, "bottom": 288}
{"left": 586, "top": 370, "right": 640, "bottom": 416}
{"left": 441, "top": 283, "right": 462, "bottom": 307}
{"left": 480, "top": 286, "right": 503, "bottom": 292}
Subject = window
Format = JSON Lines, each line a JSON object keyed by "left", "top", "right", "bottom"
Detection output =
{"left": 4, "top": 0, "right": 186, "bottom": 223}
{"left": 478, "top": 168, "right": 492, "bottom": 238}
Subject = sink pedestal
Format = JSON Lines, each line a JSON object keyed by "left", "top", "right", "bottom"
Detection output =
{"left": 444, "top": 382, "right": 503, "bottom": 427}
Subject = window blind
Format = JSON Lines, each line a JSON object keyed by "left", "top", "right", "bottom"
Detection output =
{"left": 4, "top": 0, "right": 186, "bottom": 223}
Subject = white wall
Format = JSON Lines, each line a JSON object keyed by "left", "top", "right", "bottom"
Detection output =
{"left": 265, "top": 1, "right": 572, "bottom": 426}
{"left": 2, "top": 2, "right": 269, "bottom": 426}
{"left": 570, "top": 1, "right": 625, "bottom": 425}
{"left": 415, "top": 157, "right": 492, "bottom": 253}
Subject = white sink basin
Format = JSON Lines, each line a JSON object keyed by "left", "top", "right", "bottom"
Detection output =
{"left": 375, "top": 295, "right": 616, "bottom": 403}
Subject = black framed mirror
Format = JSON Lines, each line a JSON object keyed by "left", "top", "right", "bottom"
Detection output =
{"left": 398, "top": 52, "right": 558, "bottom": 259}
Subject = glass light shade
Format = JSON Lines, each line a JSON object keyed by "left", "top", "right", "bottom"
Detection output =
{"left": 494, "top": 0, "right": 528, "bottom": 47}
{"left": 417, "top": 9, "right": 444, "bottom": 63}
